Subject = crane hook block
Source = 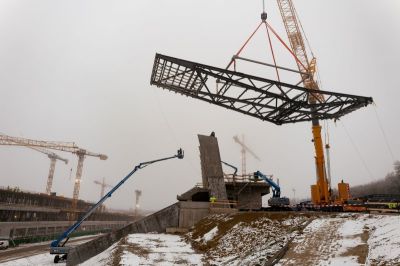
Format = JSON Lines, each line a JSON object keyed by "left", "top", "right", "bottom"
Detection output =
{"left": 177, "top": 148, "right": 184, "bottom": 159}
{"left": 261, "top": 12, "right": 267, "bottom": 21}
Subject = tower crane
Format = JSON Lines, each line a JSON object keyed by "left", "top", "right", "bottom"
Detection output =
{"left": 93, "top": 177, "right": 113, "bottom": 211}
{"left": 0, "top": 133, "right": 69, "bottom": 194}
{"left": 0, "top": 134, "right": 107, "bottom": 215}
{"left": 93, "top": 177, "right": 113, "bottom": 199}
{"left": 233, "top": 135, "right": 261, "bottom": 176}
{"left": 29, "top": 146, "right": 69, "bottom": 195}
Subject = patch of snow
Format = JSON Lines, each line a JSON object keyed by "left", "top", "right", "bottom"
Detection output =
{"left": 122, "top": 234, "right": 202, "bottom": 265}
{"left": 203, "top": 226, "right": 218, "bottom": 242}
{"left": 366, "top": 215, "right": 400, "bottom": 264}
{"left": 1, "top": 253, "right": 55, "bottom": 266}
{"left": 119, "top": 251, "right": 140, "bottom": 265}
{"left": 303, "top": 218, "right": 326, "bottom": 233}
{"left": 338, "top": 218, "right": 365, "bottom": 237}
{"left": 81, "top": 233, "right": 202, "bottom": 266}
{"left": 317, "top": 256, "right": 360, "bottom": 266}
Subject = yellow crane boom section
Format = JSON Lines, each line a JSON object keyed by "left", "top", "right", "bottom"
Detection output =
{"left": 276, "top": 0, "right": 330, "bottom": 204}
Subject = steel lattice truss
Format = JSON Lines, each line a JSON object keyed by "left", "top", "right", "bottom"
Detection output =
{"left": 150, "top": 54, "right": 373, "bottom": 125}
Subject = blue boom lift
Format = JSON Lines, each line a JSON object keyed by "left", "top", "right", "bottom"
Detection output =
{"left": 253, "top": 171, "right": 290, "bottom": 207}
{"left": 50, "top": 149, "right": 184, "bottom": 263}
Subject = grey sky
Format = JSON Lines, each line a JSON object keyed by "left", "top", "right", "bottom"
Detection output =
{"left": 0, "top": 0, "right": 399, "bottom": 211}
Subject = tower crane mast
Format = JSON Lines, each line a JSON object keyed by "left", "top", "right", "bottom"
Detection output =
{"left": 29, "top": 146, "right": 69, "bottom": 195}
{"left": 233, "top": 135, "right": 261, "bottom": 176}
{"left": 276, "top": 0, "right": 330, "bottom": 204}
{"left": 93, "top": 177, "right": 113, "bottom": 211}
{"left": 93, "top": 177, "right": 113, "bottom": 199}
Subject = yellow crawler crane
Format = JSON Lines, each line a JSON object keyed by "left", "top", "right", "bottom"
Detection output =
{"left": 277, "top": 0, "right": 350, "bottom": 205}
{"left": 276, "top": 0, "right": 349, "bottom": 204}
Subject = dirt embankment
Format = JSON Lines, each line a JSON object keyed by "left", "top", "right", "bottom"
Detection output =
{"left": 186, "top": 212, "right": 316, "bottom": 265}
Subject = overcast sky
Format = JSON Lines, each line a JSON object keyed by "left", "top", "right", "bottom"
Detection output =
{"left": 0, "top": 0, "right": 399, "bottom": 211}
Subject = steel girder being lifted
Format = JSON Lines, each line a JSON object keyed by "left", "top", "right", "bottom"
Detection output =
{"left": 150, "top": 53, "right": 373, "bottom": 125}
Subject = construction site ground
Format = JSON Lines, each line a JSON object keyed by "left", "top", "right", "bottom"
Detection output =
{"left": 3, "top": 212, "right": 400, "bottom": 265}
{"left": 0, "top": 234, "right": 101, "bottom": 265}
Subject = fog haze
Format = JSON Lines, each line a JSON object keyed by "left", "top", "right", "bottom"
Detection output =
{"left": 0, "top": 0, "right": 399, "bottom": 211}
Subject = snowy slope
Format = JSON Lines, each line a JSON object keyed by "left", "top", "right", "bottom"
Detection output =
{"left": 3, "top": 213, "right": 400, "bottom": 265}
{"left": 278, "top": 213, "right": 400, "bottom": 266}
{"left": 187, "top": 212, "right": 311, "bottom": 265}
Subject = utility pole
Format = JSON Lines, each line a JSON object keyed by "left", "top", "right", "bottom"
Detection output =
{"left": 134, "top": 189, "right": 142, "bottom": 218}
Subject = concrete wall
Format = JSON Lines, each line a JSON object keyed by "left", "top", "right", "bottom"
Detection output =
{"left": 198, "top": 134, "right": 228, "bottom": 200}
{"left": 66, "top": 203, "right": 180, "bottom": 266}
{"left": 0, "top": 220, "right": 128, "bottom": 239}
{"left": 178, "top": 201, "right": 210, "bottom": 228}
{"left": 237, "top": 186, "right": 266, "bottom": 210}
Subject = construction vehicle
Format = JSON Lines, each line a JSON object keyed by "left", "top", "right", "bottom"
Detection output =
{"left": 50, "top": 148, "right": 184, "bottom": 263}
{"left": 0, "top": 134, "right": 107, "bottom": 217}
{"left": 275, "top": 0, "right": 350, "bottom": 205}
{"left": 221, "top": 160, "right": 238, "bottom": 177}
{"left": 233, "top": 135, "right": 261, "bottom": 176}
{"left": 0, "top": 133, "right": 69, "bottom": 194}
{"left": 254, "top": 171, "right": 290, "bottom": 207}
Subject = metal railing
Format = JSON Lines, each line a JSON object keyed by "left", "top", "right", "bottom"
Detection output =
{"left": 223, "top": 174, "right": 265, "bottom": 184}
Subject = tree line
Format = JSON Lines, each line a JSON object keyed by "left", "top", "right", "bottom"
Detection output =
{"left": 350, "top": 161, "right": 400, "bottom": 197}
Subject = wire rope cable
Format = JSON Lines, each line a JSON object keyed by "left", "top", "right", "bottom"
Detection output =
{"left": 152, "top": 88, "right": 200, "bottom": 178}
{"left": 373, "top": 105, "right": 396, "bottom": 162}
{"left": 339, "top": 121, "right": 374, "bottom": 181}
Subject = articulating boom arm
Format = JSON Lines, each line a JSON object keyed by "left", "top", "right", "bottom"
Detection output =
{"left": 254, "top": 171, "right": 281, "bottom": 198}
{"left": 50, "top": 148, "right": 184, "bottom": 256}
{"left": 221, "top": 161, "right": 238, "bottom": 177}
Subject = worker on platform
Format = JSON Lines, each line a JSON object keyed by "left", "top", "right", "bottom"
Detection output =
{"left": 210, "top": 195, "right": 217, "bottom": 204}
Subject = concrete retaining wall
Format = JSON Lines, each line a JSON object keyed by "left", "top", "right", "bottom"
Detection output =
{"left": 198, "top": 134, "right": 228, "bottom": 200}
{"left": 66, "top": 203, "right": 180, "bottom": 265}
{"left": 178, "top": 201, "right": 210, "bottom": 228}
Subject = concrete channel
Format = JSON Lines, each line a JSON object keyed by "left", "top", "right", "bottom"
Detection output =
{"left": 66, "top": 201, "right": 210, "bottom": 265}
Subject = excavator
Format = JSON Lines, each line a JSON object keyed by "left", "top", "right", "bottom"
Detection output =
{"left": 254, "top": 171, "right": 290, "bottom": 208}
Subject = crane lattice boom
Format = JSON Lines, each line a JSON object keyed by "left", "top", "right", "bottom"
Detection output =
{"left": 276, "top": 0, "right": 333, "bottom": 204}
{"left": 277, "top": 0, "right": 322, "bottom": 102}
